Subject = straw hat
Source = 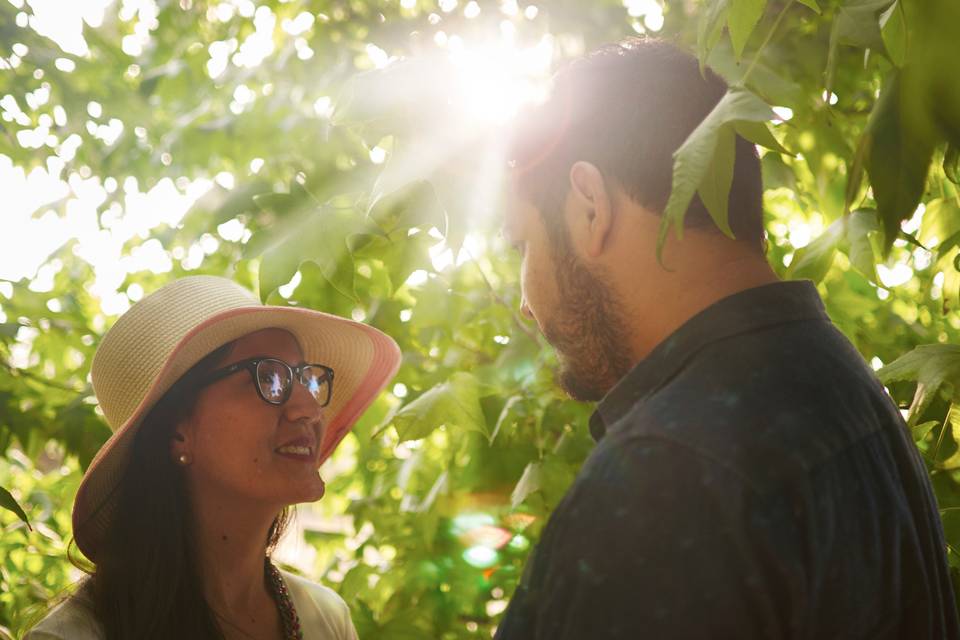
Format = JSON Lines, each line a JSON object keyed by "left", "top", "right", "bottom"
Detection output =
{"left": 73, "top": 275, "right": 401, "bottom": 560}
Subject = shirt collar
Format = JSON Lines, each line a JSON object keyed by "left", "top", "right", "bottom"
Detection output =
{"left": 589, "top": 280, "right": 829, "bottom": 442}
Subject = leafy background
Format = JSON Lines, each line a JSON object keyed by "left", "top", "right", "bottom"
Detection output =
{"left": 2, "top": 0, "right": 960, "bottom": 638}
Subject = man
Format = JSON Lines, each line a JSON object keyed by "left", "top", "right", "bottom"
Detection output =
{"left": 496, "top": 38, "right": 959, "bottom": 639}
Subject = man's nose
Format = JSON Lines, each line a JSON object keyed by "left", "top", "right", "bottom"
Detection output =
{"left": 520, "top": 297, "right": 534, "bottom": 321}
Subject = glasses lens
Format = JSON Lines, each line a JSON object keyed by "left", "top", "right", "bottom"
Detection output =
{"left": 301, "top": 366, "right": 330, "bottom": 405}
{"left": 257, "top": 360, "right": 292, "bottom": 404}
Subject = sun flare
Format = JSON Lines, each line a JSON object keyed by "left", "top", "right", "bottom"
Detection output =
{"left": 445, "top": 35, "right": 554, "bottom": 124}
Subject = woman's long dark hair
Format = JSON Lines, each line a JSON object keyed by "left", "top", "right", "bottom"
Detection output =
{"left": 74, "top": 341, "right": 292, "bottom": 639}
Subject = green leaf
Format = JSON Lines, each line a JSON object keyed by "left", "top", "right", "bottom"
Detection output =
{"left": 796, "top": 0, "right": 821, "bottom": 13}
{"left": 138, "top": 59, "right": 186, "bottom": 97}
{"left": 920, "top": 200, "right": 960, "bottom": 312}
{"left": 761, "top": 153, "right": 797, "bottom": 191}
{"left": 919, "top": 199, "right": 960, "bottom": 248}
{"left": 845, "top": 209, "right": 881, "bottom": 282}
{"left": 179, "top": 180, "right": 272, "bottom": 234}
{"left": 258, "top": 208, "right": 361, "bottom": 302}
{"left": 59, "top": 400, "right": 111, "bottom": 471}
{"left": 511, "top": 461, "right": 543, "bottom": 509}
{"left": 945, "top": 145, "right": 960, "bottom": 186}
{"left": 0, "top": 322, "right": 20, "bottom": 338}
{"left": 727, "top": 0, "right": 766, "bottom": 60}
{"left": 734, "top": 120, "right": 791, "bottom": 154}
{"left": 244, "top": 183, "right": 316, "bottom": 260}
{"left": 826, "top": 0, "right": 896, "bottom": 91}
{"left": 937, "top": 404, "right": 960, "bottom": 470}
{"left": 334, "top": 60, "right": 442, "bottom": 133}
{"left": 787, "top": 222, "right": 841, "bottom": 283}
{"left": 878, "top": 344, "right": 960, "bottom": 424}
{"left": 788, "top": 210, "right": 879, "bottom": 283}
{"left": 951, "top": 403, "right": 960, "bottom": 434}
{"left": 937, "top": 245, "right": 960, "bottom": 314}
{"left": 697, "top": 125, "right": 736, "bottom": 237}
{"left": 352, "top": 230, "right": 436, "bottom": 296}
{"left": 489, "top": 395, "right": 522, "bottom": 444}
{"left": 697, "top": 0, "right": 729, "bottom": 71}
{"left": 913, "top": 420, "right": 939, "bottom": 442}
{"left": 411, "top": 471, "right": 448, "bottom": 513}
{"left": 845, "top": 135, "right": 870, "bottom": 215}
{"left": 510, "top": 456, "right": 576, "bottom": 510}
{"left": 835, "top": 0, "right": 893, "bottom": 49}
{"left": 864, "top": 75, "right": 936, "bottom": 251}
{"left": 880, "top": 0, "right": 907, "bottom": 67}
{"left": 658, "top": 87, "right": 775, "bottom": 260}
{"left": 368, "top": 180, "right": 447, "bottom": 237}
{"left": 253, "top": 191, "right": 303, "bottom": 218}
{"left": 0, "top": 486, "right": 30, "bottom": 528}
{"left": 391, "top": 372, "right": 486, "bottom": 442}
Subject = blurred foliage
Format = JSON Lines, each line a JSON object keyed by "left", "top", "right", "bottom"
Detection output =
{"left": 1, "top": 0, "right": 960, "bottom": 637}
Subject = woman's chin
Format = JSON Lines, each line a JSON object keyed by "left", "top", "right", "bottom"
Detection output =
{"left": 285, "top": 477, "right": 326, "bottom": 504}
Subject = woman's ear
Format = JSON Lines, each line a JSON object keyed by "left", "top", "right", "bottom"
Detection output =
{"left": 567, "top": 161, "right": 614, "bottom": 259}
{"left": 170, "top": 420, "right": 194, "bottom": 466}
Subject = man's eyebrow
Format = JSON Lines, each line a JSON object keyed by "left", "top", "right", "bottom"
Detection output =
{"left": 501, "top": 216, "right": 519, "bottom": 237}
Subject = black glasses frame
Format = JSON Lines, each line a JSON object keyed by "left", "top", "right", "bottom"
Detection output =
{"left": 199, "top": 357, "right": 335, "bottom": 407}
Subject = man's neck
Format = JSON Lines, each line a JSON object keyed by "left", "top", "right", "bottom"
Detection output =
{"left": 621, "top": 250, "right": 779, "bottom": 367}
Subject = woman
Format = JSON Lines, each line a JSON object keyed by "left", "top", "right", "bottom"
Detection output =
{"left": 26, "top": 275, "right": 401, "bottom": 639}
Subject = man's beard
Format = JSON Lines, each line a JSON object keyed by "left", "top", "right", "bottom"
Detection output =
{"left": 539, "top": 236, "right": 633, "bottom": 402}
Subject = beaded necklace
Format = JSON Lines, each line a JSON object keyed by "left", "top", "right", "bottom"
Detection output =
{"left": 265, "top": 558, "right": 304, "bottom": 640}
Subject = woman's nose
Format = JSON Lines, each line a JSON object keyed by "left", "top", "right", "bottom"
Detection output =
{"left": 283, "top": 378, "right": 324, "bottom": 424}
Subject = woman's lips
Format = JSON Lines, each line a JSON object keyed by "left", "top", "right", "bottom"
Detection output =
{"left": 274, "top": 437, "right": 316, "bottom": 462}
{"left": 275, "top": 450, "right": 314, "bottom": 462}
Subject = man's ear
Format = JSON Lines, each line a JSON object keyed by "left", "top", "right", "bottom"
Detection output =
{"left": 567, "top": 161, "right": 614, "bottom": 258}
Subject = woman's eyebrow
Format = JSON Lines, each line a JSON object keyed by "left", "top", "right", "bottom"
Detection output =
{"left": 229, "top": 354, "right": 305, "bottom": 365}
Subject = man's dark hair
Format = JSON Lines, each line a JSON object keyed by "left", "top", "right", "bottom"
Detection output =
{"left": 509, "top": 38, "right": 764, "bottom": 249}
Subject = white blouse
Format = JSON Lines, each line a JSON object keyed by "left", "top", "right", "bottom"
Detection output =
{"left": 24, "top": 570, "right": 359, "bottom": 640}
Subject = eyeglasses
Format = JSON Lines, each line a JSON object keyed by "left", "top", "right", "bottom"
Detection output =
{"left": 199, "top": 358, "right": 335, "bottom": 407}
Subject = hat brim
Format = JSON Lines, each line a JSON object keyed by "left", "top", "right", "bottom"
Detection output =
{"left": 72, "top": 305, "right": 400, "bottom": 561}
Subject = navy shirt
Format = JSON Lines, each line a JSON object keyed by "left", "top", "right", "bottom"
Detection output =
{"left": 495, "top": 281, "right": 959, "bottom": 639}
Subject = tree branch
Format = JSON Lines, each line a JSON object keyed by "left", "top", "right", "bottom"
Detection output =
{"left": 0, "top": 361, "right": 88, "bottom": 394}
